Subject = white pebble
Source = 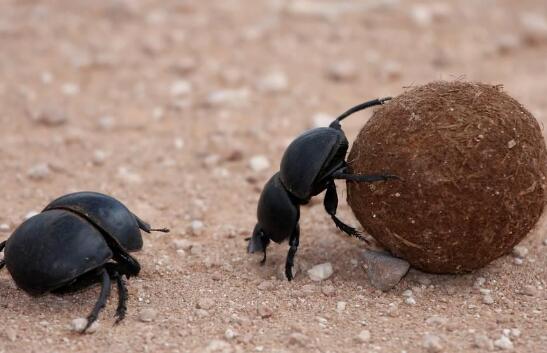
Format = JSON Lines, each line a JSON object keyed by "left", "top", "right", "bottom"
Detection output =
{"left": 494, "top": 335, "right": 513, "bottom": 350}
{"left": 224, "top": 328, "right": 237, "bottom": 340}
{"left": 507, "top": 139, "right": 517, "bottom": 148}
{"left": 190, "top": 220, "right": 204, "bottom": 236}
{"left": 248, "top": 155, "right": 270, "bottom": 172}
{"left": 473, "top": 334, "right": 494, "bottom": 350}
{"left": 482, "top": 294, "right": 494, "bottom": 305}
{"left": 197, "top": 298, "right": 215, "bottom": 310}
{"left": 92, "top": 150, "right": 107, "bottom": 165}
{"left": 174, "top": 138, "right": 184, "bottom": 150}
{"left": 410, "top": 5, "right": 433, "bottom": 27}
{"left": 422, "top": 333, "right": 443, "bottom": 352}
{"left": 542, "top": 239, "right": 547, "bottom": 246}
{"left": 27, "top": 163, "right": 51, "bottom": 180}
{"left": 139, "top": 308, "right": 157, "bottom": 322}
{"left": 404, "top": 297, "right": 416, "bottom": 305}
{"left": 336, "top": 301, "right": 347, "bottom": 313}
{"left": 204, "top": 339, "right": 233, "bottom": 353}
{"left": 61, "top": 83, "right": 80, "bottom": 96}
{"left": 116, "top": 167, "right": 142, "bottom": 184}
{"left": 172, "top": 239, "right": 193, "bottom": 251}
{"left": 70, "top": 318, "right": 99, "bottom": 333}
{"left": 206, "top": 89, "right": 250, "bottom": 107}
{"left": 402, "top": 289, "right": 413, "bottom": 297}
{"left": 170, "top": 80, "right": 192, "bottom": 96}
{"left": 512, "top": 245, "right": 528, "bottom": 258}
{"left": 97, "top": 116, "right": 116, "bottom": 130}
{"left": 0, "top": 223, "right": 9, "bottom": 232}
{"left": 474, "top": 277, "right": 486, "bottom": 288}
{"left": 355, "top": 329, "right": 371, "bottom": 343}
{"left": 513, "top": 257, "right": 524, "bottom": 266}
{"left": 257, "top": 71, "right": 288, "bottom": 93}
{"left": 307, "top": 262, "right": 334, "bottom": 281}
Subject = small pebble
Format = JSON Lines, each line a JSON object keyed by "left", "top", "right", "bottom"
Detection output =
{"left": 473, "top": 334, "right": 494, "bottom": 350}
{"left": 542, "top": 238, "right": 547, "bottom": 246}
{"left": 522, "top": 284, "right": 538, "bottom": 297}
{"left": 170, "top": 80, "right": 192, "bottom": 96}
{"left": 387, "top": 303, "right": 399, "bottom": 317}
{"left": 404, "top": 297, "right": 417, "bottom": 305}
{"left": 494, "top": 335, "right": 513, "bottom": 350}
{"left": 482, "top": 294, "right": 494, "bottom": 305}
{"left": 33, "top": 108, "right": 67, "bottom": 126}
{"left": 422, "top": 333, "right": 443, "bottom": 352}
{"left": 0, "top": 223, "right": 10, "bottom": 232}
{"left": 190, "top": 220, "right": 204, "bottom": 236}
{"left": 92, "top": 150, "right": 107, "bottom": 165}
{"left": 354, "top": 329, "right": 371, "bottom": 343}
{"left": 513, "top": 258, "right": 524, "bottom": 266}
{"left": 512, "top": 245, "right": 528, "bottom": 258}
{"left": 321, "top": 284, "right": 335, "bottom": 296}
{"left": 206, "top": 89, "right": 250, "bottom": 107}
{"left": 326, "top": 61, "right": 357, "bottom": 82}
{"left": 507, "top": 139, "right": 517, "bottom": 149}
{"left": 5, "top": 328, "right": 17, "bottom": 342}
{"left": 172, "top": 239, "right": 193, "bottom": 251}
{"left": 248, "top": 155, "right": 270, "bottom": 172}
{"left": 204, "top": 339, "right": 233, "bottom": 353}
{"left": 361, "top": 250, "right": 410, "bottom": 291}
{"left": 138, "top": 308, "right": 157, "bottom": 322}
{"left": 307, "top": 262, "right": 333, "bottom": 281}
{"left": 61, "top": 83, "right": 80, "bottom": 96}
{"left": 425, "top": 316, "right": 448, "bottom": 326}
{"left": 224, "top": 328, "right": 237, "bottom": 340}
{"left": 197, "top": 298, "right": 215, "bottom": 310}
{"left": 97, "top": 116, "right": 116, "bottom": 130}
{"left": 27, "top": 163, "right": 51, "bottom": 180}
{"left": 288, "top": 332, "right": 310, "bottom": 347}
{"left": 473, "top": 277, "right": 486, "bottom": 288}
{"left": 195, "top": 308, "right": 209, "bottom": 318}
{"left": 70, "top": 318, "right": 99, "bottom": 333}
{"left": 402, "top": 289, "right": 413, "bottom": 297}
{"left": 336, "top": 301, "right": 347, "bottom": 313}
{"left": 257, "top": 280, "right": 273, "bottom": 291}
{"left": 257, "top": 71, "right": 289, "bottom": 93}
{"left": 257, "top": 303, "right": 273, "bottom": 318}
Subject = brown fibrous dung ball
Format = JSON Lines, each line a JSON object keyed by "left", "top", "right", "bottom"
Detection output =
{"left": 347, "top": 81, "right": 547, "bottom": 273}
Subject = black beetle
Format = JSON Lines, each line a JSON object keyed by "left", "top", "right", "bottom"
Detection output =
{"left": 0, "top": 191, "right": 168, "bottom": 332}
{"left": 248, "top": 98, "right": 399, "bottom": 280}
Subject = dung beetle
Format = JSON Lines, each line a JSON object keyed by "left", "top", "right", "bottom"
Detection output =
{"left": 248, "top": 97, "right": 399, "bottom": 280}
{"left": 0, "top": 191, "right": 169, "bottom": 332}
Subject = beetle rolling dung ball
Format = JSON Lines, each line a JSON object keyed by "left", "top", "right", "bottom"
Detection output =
{"left": 347, "top": 81, "right": 547, "bottom": 273}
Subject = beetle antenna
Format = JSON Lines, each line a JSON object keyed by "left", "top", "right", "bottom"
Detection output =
{"left": 150, "top": 227, "right": 170, "bottom": 233}
{"left": 334, "top": 97, "right": 392, "bottom": 123}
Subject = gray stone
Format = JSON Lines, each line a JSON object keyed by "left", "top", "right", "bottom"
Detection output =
{"left": 361, "top": 250, "right": 410, "bottom": 291}
{"left": 473, "top": 334, "right": 494, "bottom": 350}
{"left": 307, "top": 262, "right": 333, "bottom": 281}
{"left": 423, "top": 333, "right": 443, "bottom": 352}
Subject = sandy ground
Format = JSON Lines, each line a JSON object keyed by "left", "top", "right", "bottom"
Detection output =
{"left": 0, "top": 1, "right": 546, "bottom": 352}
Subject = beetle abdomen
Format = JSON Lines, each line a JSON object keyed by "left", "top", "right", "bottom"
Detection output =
{"left": 280, "top": 127, "right": 346, "bottom": 200}
{"left": 4, "top": 210, "right": 112, "bottom": 296}
{"left": 257, "top": 173, "right": 299, "bottom": 243}
{"left": 44, "top": 191, "right": 143, "bottom": 252}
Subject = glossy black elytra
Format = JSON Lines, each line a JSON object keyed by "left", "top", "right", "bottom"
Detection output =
{"left": 248, "top": 98, "right": 399, "bottom": 280}
{"left": 0, "top": 191, "right": 169, "bottom": 332}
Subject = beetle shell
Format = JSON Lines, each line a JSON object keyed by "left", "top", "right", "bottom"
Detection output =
{"left": 44, "top": 191, "right": 144, "bottom": 252}
{"left": 279, "top": 127, "right": 348, "bottom": 201}
{"left": 257, "top": 173, "right": 299, "bottom": 243}
{"left": 4, "top": 210, "right": 112, "bottom": 296}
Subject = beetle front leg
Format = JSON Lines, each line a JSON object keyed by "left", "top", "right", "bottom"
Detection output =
{"left": 333, "top": 171, "right": 400, "bottom": 182}
{"left": 285, "top": 226, "right": 300, "bottom": 281}
{"left": 324, "top": 181, "right": 369, "bottom": 244}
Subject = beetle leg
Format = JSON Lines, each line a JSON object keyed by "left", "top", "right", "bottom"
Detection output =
{"left": 333, "top": 171, "right": 400, "bottom": 182}
{"left": 0, "top": 241, "right": 5, "bottom": 270}
{"left": 113, "top": 272, "right": 128, "bottom": 324}
{"left": 324, "top": 181, "right": 370, "bottom": 244}
{"left": 285, "top": 226, "right": 300, "bottom": 281}
{"left": 84, "top": 268, "right": 111, "bottom": 333}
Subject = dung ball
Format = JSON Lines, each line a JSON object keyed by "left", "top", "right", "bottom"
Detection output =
{"left": 347, "top": 81, "right": 546, "bottom": 273}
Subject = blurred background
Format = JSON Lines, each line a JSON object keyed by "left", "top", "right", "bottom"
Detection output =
{"left": 0, "top": 1, "right": 546, "bottom": 352}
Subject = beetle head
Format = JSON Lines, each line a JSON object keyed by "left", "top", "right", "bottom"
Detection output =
{"left": 247, "top": 224, "right": 270, "bottom": 254}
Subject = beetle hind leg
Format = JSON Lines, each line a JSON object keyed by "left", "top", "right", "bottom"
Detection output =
{"left": 105, "top": 263, "right": 129, "bottom": 324}
{"left": 285, "top": 226, "right": 300, "bottom": 281}
{"left": 324, "top": 181, "right": 370, "bottom": 244}
{"left": 83, "top": 267, "right": 111, "bottom": 333}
